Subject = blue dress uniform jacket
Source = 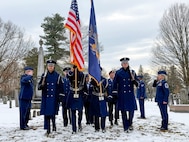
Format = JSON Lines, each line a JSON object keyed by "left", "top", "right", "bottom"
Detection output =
{"left": 155, "top": 80, "right": 169, "bottom": 103}
{"left": 67, "top": 70, "right": 84, "bottom": 111}
{"left": 107, "top": 78, "right": 117, "bottom": 103}
{"left": 39, "top": 71, "right": 62, "bottom": 116}
{"left": 113, "top": 67, "right": 137, "bottom": 111}
{"left": 90, "top": 76, "right": 108, "bottom": 117}
{"left": 60, "top": 77, "right": 70, "bottom": 107}
{"left": 19, "top": 74, "right": 34, "bottom": 100}
{"left": 136, "top": 80, "right": 147, "bottom": 99}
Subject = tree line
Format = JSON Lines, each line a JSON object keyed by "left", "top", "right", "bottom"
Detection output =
{"left": 0, "top": 3, "right": 189, "bottom": 101}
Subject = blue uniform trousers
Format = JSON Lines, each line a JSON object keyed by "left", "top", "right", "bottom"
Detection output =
{"left": 71, "top": 109, "right": 82, "bottom": 132}
{"left": 108, "top": 102, "right": 119, "bottom": 122}
{"left": 84, "top": 101, "right": 93, "bottom": 124}
{"left": 44, "top": 115, "right": 56, "bottom": 133}
{"left": 139, "top": 99, "right": 145, "bottom": 118}
{"left": 121, "top": 110, "right": 134, "bottom": 131}
{"left": 158, "top": 103, "right": 168, "bottom": 129}
{"left": 62, "top": 103, "right": 69, "bottom": 127}
{"left": 94, "top": 116, "right": 106, "bottom": 131}
{"left": 19, "top": 99, "right": 31, "bottom": 129}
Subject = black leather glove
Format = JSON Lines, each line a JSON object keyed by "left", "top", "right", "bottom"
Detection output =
{"left": 38, "top": 84, "right": 44, "bottom": 90}
{"left": 152, "top": 80, "right": 157, "bottom": 87}
{"left": 132, "top": 80, "right": 138, "bottom": 87}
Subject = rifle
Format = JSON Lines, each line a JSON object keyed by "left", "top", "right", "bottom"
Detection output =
{"left": 41, "top": 69, "right": 48, "bottom": 86}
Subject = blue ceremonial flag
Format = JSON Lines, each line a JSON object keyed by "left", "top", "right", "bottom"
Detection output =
{"left": 88, "top": 0, "right": 101, "bottom": 85}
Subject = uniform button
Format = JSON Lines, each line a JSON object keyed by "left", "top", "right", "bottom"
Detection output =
{"left": 47, "top": 95, "right": 49, "bottom": 97}
{"left": 128, "top": 79, "right": 130, "bottom": 81}
{"left": 128, "top": 85, "right": 130, "bottom": 87}
{"left": 51, "top": 89, "right": 53, "bottom": 91}
{"left": 47, "top": 83, "right": 49, "bottom": 85}
{"left": 51, "top": 95, "right": 53, "bottom": 97}
{"left": 52, "top": 83, "right": 54, "bottom": 85}
{"left": 123, "top": 79, "right": 125, "bottom": 81}
{"left": 47, "top": 89, "right": 49, "bottom": 91}
{"left": 129, "top": 90, "right": 131, "bottom": 92}
{"left": 124, "top": 91, "right": 126, "bottom": 93}
{"left": 124, "top": 85, "right": 126, "bottom": 87}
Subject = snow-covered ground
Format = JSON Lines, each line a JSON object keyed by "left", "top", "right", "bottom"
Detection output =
{"left": 0, "top": 100, "right": 189, "bottom": 142}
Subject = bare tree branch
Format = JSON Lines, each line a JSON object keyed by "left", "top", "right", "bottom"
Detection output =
{"left": 152, "top": 3, "right": 189, "bottom": 87}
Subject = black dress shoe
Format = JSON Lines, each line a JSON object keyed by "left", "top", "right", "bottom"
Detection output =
{"left": 53, "top": 127, "right": 56, "bottom": 131}
{"left": 72, "top": 131, "right": 76, "bottom": 134}
{"left": 78, "top": 125, "right": 82, "bottom": 131}
{"left": 124, "top": 129, "right": 129, "bottom": 133}
{"left": 129, "top": 126, "right": 133, "bottom": 131}
{"left": 110, "top": 121, "right": 113, "bottom": 126}
{"left": 114, "top": 120, "right": 118, "bottom": 125}
{"left": 95, "top": 129, "right": 100, "bottom": 132}
{"left": 160, "top": 127, "right": 168, "bottom": 132}
{"left": 21, "top": 127, "right": 30, "bottom": 130}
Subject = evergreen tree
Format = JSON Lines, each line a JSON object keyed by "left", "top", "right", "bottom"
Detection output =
{"left": 40, "top": 13, "right": 69, "bottom": 62}
{"left": 23, "top": 47, "right": 38, "bottom": 79}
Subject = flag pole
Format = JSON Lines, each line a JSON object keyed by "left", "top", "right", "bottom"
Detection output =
{"left": 99, "top": 81, "right": 102, "bottom": 97}
{"left": 75, "top": 67, "right": 78, "bottom": 95}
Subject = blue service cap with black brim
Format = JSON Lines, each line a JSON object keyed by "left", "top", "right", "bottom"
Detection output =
{"left": 63, "top": 67, "right": 71, "bottom": 71}
{"left": 158, "top": 70, "right": 167, "bottom": 75}
{"left": 137, "top": 75, "right": 143, "bottom": 78}
{"left": 120, "top": 57, "right": 130, "bottom": 63}
{"left": 109, "top": 70, "right": 115, "bottom": 75}
{"left": 24, "top": 66, "right": 33, "bottom": 71}
{"left": 46, "top": 59, "right": 56, "bottom": 66}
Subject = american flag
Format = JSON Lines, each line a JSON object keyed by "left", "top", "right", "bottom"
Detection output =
{"left": 65, "top": 0, "right": 84, "bottom": 71}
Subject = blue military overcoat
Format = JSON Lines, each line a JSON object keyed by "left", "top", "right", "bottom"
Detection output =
{"left": 38, "top": 71, "right": 62, "bottom": 116}
{"left": 113, "top": 67, "right": 137, "bottom": 111}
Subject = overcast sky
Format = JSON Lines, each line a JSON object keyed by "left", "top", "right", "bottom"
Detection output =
{"left": 0, "top": 0, "right": 189, "bottom": 74}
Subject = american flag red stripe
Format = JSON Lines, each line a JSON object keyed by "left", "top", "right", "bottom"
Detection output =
{"left": 65, "top": 0, "right": 84, "bottom": 71}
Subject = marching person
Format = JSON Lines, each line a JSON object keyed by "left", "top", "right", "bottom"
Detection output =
{"left": 136, "top": 75, "right": 147, "bottom": 119}
{"left": 67, "top": 65, "right": 85, "bottom": 134}
{"left": 59, "top": 67, "right": 71, "bottom": 127}
{"left": 38, "top": 59, "right": 63, "bottom": 136}
{"left": 107, "top": 70, "right": 119, "bottom": 126}
{"left": 19, "top": 66, "right": 34, "bottom": 130}
{"left": 112, "top": 57, "right": 138, "bottom": 132}
{"left": 153, "top": 70, "right": 170, "bottom": 131}
{"left": 90, "top": 67, "right": 108, "bottom": 133}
